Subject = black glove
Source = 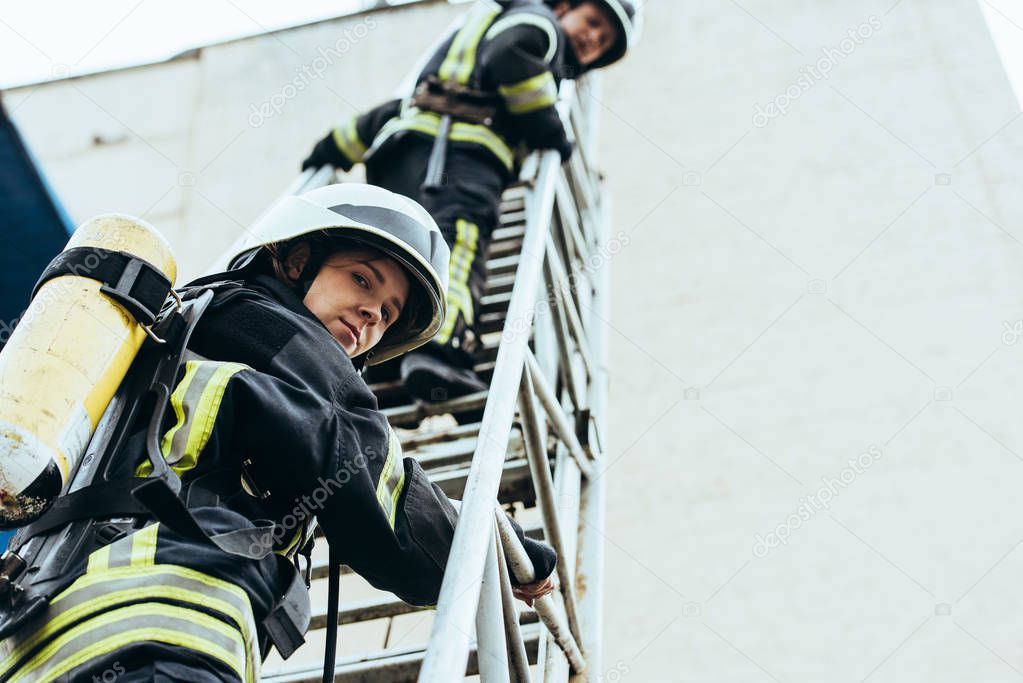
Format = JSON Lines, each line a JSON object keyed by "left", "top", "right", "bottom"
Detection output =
{"left": 557, "top": 138, "right": 575, "bottom": 163}
{"left": 301, "top": 130, "right": 348, "bottom": 171}
{"left": 509, "top": 521, "right": 558, "bottom": 584}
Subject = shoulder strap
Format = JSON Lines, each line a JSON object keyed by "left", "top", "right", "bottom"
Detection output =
{"left": 32, "top": 246, "right": 172, "bottom": 325}
{"left": 437, "top": 0, "right": 504, "bottom": 87}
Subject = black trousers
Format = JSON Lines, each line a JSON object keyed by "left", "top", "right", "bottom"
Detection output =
{"left": 366, "top": 137, "right": 507, "bottom": 373}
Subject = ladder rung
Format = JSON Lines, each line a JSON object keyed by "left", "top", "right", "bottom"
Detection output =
{"left": 479, "top": 291, "right": 511, "bottom": 317}
{"left": 310, "top": 595, "right": 431, "bottom": 630}
{"left": 307, "top": 522, "right": 542, "bottom": 582}
{"left": 485, "top": 254, "right": 519, "bottom": 276}
{"left": 261, "top": 624, "right": 542, "bottom": 683}
{"left": 484, "top": 272, "right": 515, "bottom": 296}
{"left": 488, "top": 238, "right": 524, "bottom": 260}
{"left": 383, "top": 391, "right": 488, "bottom": 426}
{"left": 396, "top": 421, "right": 484, "bottom": 450}
{"left": 431, "top": 458, "right": 533, "bottom": 504}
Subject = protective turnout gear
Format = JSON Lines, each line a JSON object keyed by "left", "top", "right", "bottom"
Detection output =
{"left": 303, "top": 0, "right": 576, "bottom": 176}
{"left": 361, "top": 138, "right": 504, "bottom": 398}
{"left": 0, "top": 196, "right": 556, "bottom": 681}
{"left": 0, "top": 214, "right": 176, "bottom": 528}
{"left": 305, "top": 0, "right": 584, "bottom": 381}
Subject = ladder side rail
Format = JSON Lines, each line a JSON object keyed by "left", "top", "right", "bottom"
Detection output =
{"left": 494, "top": 512, "right": 586, "bottom": 674}
{"left": 517, "top": 366, "right": 585, "bottom": 652}
{"left": 540, "top": 446, "right": 583, "bottom": 682}
{"left": 576, "top": 193, "right": 613, "bottom": 677}
{"left": 416, "top": 144, "right": 563, "bottom": 680}
{"left": 476, "top": 524, "right": 512, "bottom": 683}
{"left": 494, "top": 524, "right": 533, "bottom": 683}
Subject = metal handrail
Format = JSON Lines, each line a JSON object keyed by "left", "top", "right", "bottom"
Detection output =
{"left": 416, "top": 143, "right": 562, "bottom": 680}
{"left": 419, "top": 75, "right": 608, "bottom": 681}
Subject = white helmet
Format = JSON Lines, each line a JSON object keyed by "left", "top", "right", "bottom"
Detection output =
{"left": 227, "top": 183, "right": 450, "bottom": 365}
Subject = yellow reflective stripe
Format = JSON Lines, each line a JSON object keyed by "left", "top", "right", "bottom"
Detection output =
{"left": 137, "top": 361, "right": 201, "bottom": 476}
{"left": 449, "top": 122, "right": 515, "bottom": 169}
{"left": 499, "top": 71, "right": 558, "bottom": 114}
{"left": 389, "top": 473, "right": 406, "bottom": 530}
{"left": 374, "top": 437, "right": 394, "bottom": 514}
{"left": 439, "top": 1, "right": 502, "bottom": 85}
{"left": 100, "top": 522, "right": 159, "bottom": 570}
{"left": 276, "top": 516, "right": 319, "bottom": 559}
{"left": 436, "top": 219, "right": 479, "bottom": 344}
{"left": 86, "top": 544, "right": 110, "bottom": 574}
{"left": 281, "top": 517, "right": 319, "bottom": 558}
{"left": 9, "top": 603, "right": 249, "bottom": 683}
{"left": 375, "top": 429, "right": 406, "bottom": 529}
{"left": 369, "top": 110, "right": 514, "bottom": 170}
{"left": 332, "top": 115, "right": 367, "bottom": 162}
{"left": 130, "top": 523, "right": 158, "bottom": 566}
{"left": 136, "top": 361, "right": 248, "bottom": 478}
{"left": 0, "top": 563, "right": 258, "bottom": 682}
{"left": 456, "top": 5, "right": 500, "bottom": 84}
{"left": 2, "top": 590, "right": 251, "bottom": 681}
{"left": 277, "top": 529, "right": 301, "bottom": 558}
{"left": 182, "top": 363, "right": 247, "bottom": 474}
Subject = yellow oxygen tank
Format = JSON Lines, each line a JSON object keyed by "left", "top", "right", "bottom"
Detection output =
{"left": 0, "top": 214, "right": 176, "bottom": 528}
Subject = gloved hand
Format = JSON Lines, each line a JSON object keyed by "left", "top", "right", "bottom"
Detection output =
{"left": 511, "top": 535, "right": 557, "bottom": 606}
{"left": 301, "top": 130, "right": 347, "bottom": 171}
{"left": 557, "top": 138, "right": 575, "bottom": 163}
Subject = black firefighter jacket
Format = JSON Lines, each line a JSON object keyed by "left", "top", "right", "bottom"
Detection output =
{"left": 162, "top": 273, "right": 557, "bottom": 605}
{"left": 0, "top": 273, "right": 556, "bottom": 683}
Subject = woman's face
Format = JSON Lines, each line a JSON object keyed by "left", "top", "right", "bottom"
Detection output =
{"left": 287, "top": 245, "right": 411, "bottom": 357}
{"left": 555, "top": 1, "right": 618, "bottom": 66}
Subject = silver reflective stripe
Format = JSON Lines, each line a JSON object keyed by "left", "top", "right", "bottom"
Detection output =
{"left": 52, "top": 569, "right": 254, "bottom": 637}
{"left": 0, "top": 566, "right": 259, "bottom": 682}
{"left": 438, "top": 0, "right": 502, "bottom": 85}
{"left": 104, "top": 532, "right": 134, "bottom": 569}
{"left": 12, "top": 604, "right": 248, "bottom": 683}
{"left": 167, "top": 361, "right": 221, "bottom": 466}
{"left": 375, "top": 429, "right": 407, "bottom": 529}
{"left": 500, "top": 73, "right": 559, "bottom": 114}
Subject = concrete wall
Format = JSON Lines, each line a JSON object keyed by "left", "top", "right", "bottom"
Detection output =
{"left": 597, "top": 1, "right": 1023, "bottom": 680}
{"left": 4, "top": 1, "right": 461, "bottom": 282}
{"left": 8, "top": 0, "right": 1023, "bottom": 680}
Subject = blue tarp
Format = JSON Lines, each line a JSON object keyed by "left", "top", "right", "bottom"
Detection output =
{"left": 0, "top": 95, "right": 72, "bottom": 345}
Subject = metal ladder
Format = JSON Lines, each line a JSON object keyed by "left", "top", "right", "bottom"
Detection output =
{"left": 262, "top": 74, "right": 611, "bottom": 682}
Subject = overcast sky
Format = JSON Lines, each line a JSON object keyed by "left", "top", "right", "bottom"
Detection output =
{"left": 0, "top": 0, "right": 1021, "bottom": 106}
{"left": 0, "top": 0, "right": 433, "bottom": 88}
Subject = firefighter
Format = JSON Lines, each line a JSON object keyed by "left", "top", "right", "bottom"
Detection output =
{"left": 302, "top": 0, "right": 640, "bottom": 415}
{"left": 0, "top": 184, "right": 556, "bottom": 682}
